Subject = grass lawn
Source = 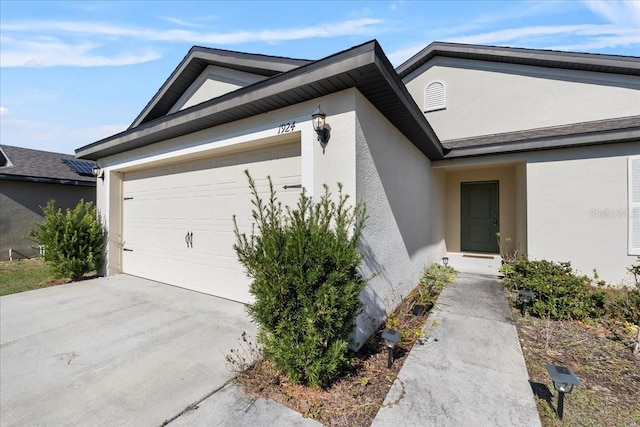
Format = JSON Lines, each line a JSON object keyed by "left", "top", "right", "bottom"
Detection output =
{"left": 0, "top": 258, "right": 55, "bottom": 296}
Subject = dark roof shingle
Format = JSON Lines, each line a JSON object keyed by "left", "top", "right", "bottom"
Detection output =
{"left": 0, "top": 145, "right": 96, "bottom": 185}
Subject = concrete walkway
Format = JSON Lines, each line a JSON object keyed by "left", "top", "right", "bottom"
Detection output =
{"left": 371, "top": 273, "right": 541, "bottom": 427}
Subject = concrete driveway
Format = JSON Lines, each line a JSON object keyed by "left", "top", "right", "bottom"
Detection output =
{"left": 0, "top": 275, "right": 255, "bottom": 426}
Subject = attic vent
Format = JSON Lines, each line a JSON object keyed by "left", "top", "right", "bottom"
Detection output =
{"left": 424, "top": 81, "right": 445, "bottom": 112}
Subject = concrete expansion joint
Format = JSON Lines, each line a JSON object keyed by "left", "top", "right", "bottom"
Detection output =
{"left": 445, "top": 309, "right": 511, "bottom": 324}
{"left": 381, "top": 379, "right": 406, "bottom": 408}
{"left": 161, "top": 379, "right": 233, "bottom": 426}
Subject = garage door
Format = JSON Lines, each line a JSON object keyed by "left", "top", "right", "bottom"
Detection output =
{"left": 121, "top": 142, "right": 301, "bottom": 302}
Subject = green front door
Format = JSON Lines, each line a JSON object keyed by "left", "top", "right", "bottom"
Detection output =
{"left": 461, "top": 181, "right": 499, "bottom": 253}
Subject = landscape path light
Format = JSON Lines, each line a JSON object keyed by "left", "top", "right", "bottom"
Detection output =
{"left": 546, "top": 364, "right": 580, "bottom": 420}
{"left": 442, "top": 256, "right": 449, "bottom": 267}
{"left": 519, "top": 289, "right": 533, "bottom": 316}
{"left": 381, "top": 328, "right": 400, "bottom": 369}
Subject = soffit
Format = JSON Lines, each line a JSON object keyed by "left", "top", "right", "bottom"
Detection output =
{"left": 76, "top": 40, "right": 444, "bottom": 161}
{"left": 397, "top": 42, "right": 640, "bottom": 80}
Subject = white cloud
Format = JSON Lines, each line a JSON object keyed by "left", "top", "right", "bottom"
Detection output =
{"left": 0, "top": 106, "right": 9, "bottom": 116}
{"left": 162, "top": 17, "right": 205, "bottom": 28}
{"left": 0, "top": 37, "right": 162, "bottom": 67}
{"left": 0, "top": 116, "right": 128, "bottom": 154}
{"left": 3, "top": 18, "right": 383, "bottom": 44}
{"left": 582, "top": 0, "right": 640, "bottom": 27}
{"left": 441, "top": 23, "right": 640, "bottom": 51}
{"left": 1, "top": 17, "right": 383, "bottom": 68}
{"left": 388, "top": 0, "right": 639, "bottom": 64}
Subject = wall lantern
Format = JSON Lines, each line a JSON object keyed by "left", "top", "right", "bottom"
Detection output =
{"left": 311, "top": 105, "right": 330, "bottom": 151}
{"left": 519, "top": 289, "right": 533, "bottom": 317}
{"left": 442, "top": 257, "right": 449, "bottom": 267}
{"left": 381, "top": 328, "right": 401, "bottom": 369}
{"left": 92, "top": 166, "right": 104, "bottom": 180}
{"left": 546, "top": 364, "right": 580, "bottom": 420}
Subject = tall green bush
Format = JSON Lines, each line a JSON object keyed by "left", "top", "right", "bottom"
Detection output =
{"left": 504, "top": 258, "right": 605, "bottom": 320}
{"left": 233, "top": 172, "right": 366, "bottom": 387}
{"left": 30, "top": 200, "right": 104, "bottom": 281}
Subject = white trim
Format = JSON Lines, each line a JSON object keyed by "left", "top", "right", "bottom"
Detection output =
{"left": 424, "top": 81, "right": 446, "bottom": 112}
{"left": 628, "top": 156, "right": 640, "bottom": 255}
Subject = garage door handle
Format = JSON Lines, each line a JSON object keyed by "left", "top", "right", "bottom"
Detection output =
{"left": 185, "top": 232, "right": 193, "bottom": 248}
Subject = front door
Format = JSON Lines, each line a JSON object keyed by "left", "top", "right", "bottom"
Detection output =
{"left": 461, "top": 181, "right": 499, "bottom": 253}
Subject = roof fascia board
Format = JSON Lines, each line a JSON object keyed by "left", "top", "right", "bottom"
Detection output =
{"left": 443, "top": 127, "right": 640, "bottom": 159}
{"left": 397, "top": 41, "right": 640, "bottom": 79}
{"left": 77, "top": 40, "right": 444, "bottom": 161}
{"left": 372, "top": 43, "right": 443, "bottom": 158}
{"left": 130, "top": 46, "right": 311, "bottom": 129}
{"left": 78, "top": 43, "right": 379, "bottom": 159}
{"left": 0, "top": 174, "right": 96, "bottom": 186}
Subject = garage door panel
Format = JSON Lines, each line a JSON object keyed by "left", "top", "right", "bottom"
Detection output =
{"left": 122, "top": 141, "right": 300, "bottom": 302}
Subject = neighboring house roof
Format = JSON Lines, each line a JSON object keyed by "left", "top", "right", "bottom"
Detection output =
{"left": 442, "top": 116, "right": 640, "bottom": 158}
{"left": 130, "top": 46, "right": 313, "bottom": 129}
{"left": 397, "top": 41, "right": 640, "bottom": 79}
{"left": 76, "top": 40, "right": 444, "bottom": 161}
{"left": 0, "top": 145, "right": 96, "bottom": 186}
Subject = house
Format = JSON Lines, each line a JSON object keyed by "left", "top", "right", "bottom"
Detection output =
{"left": 76, "top": 40, "right": 640, "bottom": 347}
{"left": 0, "top": 145, "right": 97, "bottom": 260}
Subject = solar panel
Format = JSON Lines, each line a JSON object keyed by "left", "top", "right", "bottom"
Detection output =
{"left": 63, "top": 159, "right": 96, "bottom": 177}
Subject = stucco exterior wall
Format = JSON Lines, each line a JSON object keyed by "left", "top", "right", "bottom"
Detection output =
{"left": 403, "top": 57, "right": 640, "bottom": 141}
{"left": 354, "top": 91, "right": 443, "bottom": 347}
{"left": 169, "top": 65, "right": 266, "bottom": 113}
{"left": 0, "top": 181, "right": 95, "bottom": 260}
{"left": 527, "top": 142, "right": 640, "bottom": 286}
{"left": 441, "top": 164, "right": 521, "bottom": 254}
{"left": 96, "top": 89, "right": 359, "bottom": 279}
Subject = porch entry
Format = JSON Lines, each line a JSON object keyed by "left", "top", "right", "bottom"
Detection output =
{"left": 461, "top": 181, "right": 499, "bottom": 253}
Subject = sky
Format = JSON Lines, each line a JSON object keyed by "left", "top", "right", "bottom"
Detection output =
{"left": 1, "top": 1, "right": 639, "bottom": 155}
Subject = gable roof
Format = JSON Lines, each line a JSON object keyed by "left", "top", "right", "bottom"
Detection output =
{"left": 76, "top": 40, "right": 444, "bottom": 161}
{"left": 130, "top": 46, "right": 312, "bottom": 129}
{"left": 441, "top": 115, "right": 640, "bottom": 158}
{"left": 397, "top": 41, "right": 640, "bottom": 79}
{"left": 0, "top": 145, "right": 96, "bottom": 186}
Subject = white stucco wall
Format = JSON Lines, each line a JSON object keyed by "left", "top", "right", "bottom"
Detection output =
{"left": 354, "top": 91, "right": 443, "bottom": 347}
{"left": 526, "top": 142, "right": 640, "bottom": 286}
{"left": 403, "top": 57, "right": 640, "bottom": 141}
{"left": 95, "top": 90, "right": 361, "bottom": 281}
{"left": 441, "top": 164, "right": 520, "bottom": 254}
{"left": 168, "top": 65, "right": 266, "bottom": 113}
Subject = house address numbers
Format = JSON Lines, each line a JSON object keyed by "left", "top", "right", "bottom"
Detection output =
{"left": 277, "top": 121, "right": 295, "bottom": 135}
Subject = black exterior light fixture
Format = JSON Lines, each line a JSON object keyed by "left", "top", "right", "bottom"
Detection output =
{"left": 519, "top": 289, "right": 534, "bottom": 317}
{"left": 92, "top": 165, "right": 104, "bottom": 180}
{"left": 381, "top": 328, "right": 401, "bottom": 369}
{"left": 442, "top": 257, "right": 449, "bottom": 267}
{"left": 311, "top": 105, "right": 330, "bottom": 152}
{"left": 546, "top": 364, "right": 580, "bottom": 420}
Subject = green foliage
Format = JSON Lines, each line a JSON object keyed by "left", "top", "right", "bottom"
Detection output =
{"left": 627, "top": 256, "right": 640, "bottom": 288}
{"left": 233, "top": 172, "right": 367, "bottom": 388}
{"left": 605, "top": 288, "right": 640, "bottom": 325}
{"left": 386, "top": 263, "right": 456, "bottom": 346}
{"left": 504, "top": 258, "right": 605, "bottom": 320}
{"left": 29, "top": 200, "right": 104, "bottom": 281}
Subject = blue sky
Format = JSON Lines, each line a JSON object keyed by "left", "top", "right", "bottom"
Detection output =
{"left": 1, "top": 0, "right": 639, "bottom": 155}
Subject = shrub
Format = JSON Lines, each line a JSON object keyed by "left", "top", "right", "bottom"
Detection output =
{"left": 233, "top": 172, "right": 367, "bottom": 387}
{"left": 504, "top": 258, "right": 605, "bottom": 320}
{"left": 605, "top": 288, "right": 640, "bottom": 325}
{"left": 29, "top": 200, "right": 104, "bottom": 281}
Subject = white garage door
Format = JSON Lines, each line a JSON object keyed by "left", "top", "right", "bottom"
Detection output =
{"left": 121, "top": 142, "right": 301, "bottom": 302}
